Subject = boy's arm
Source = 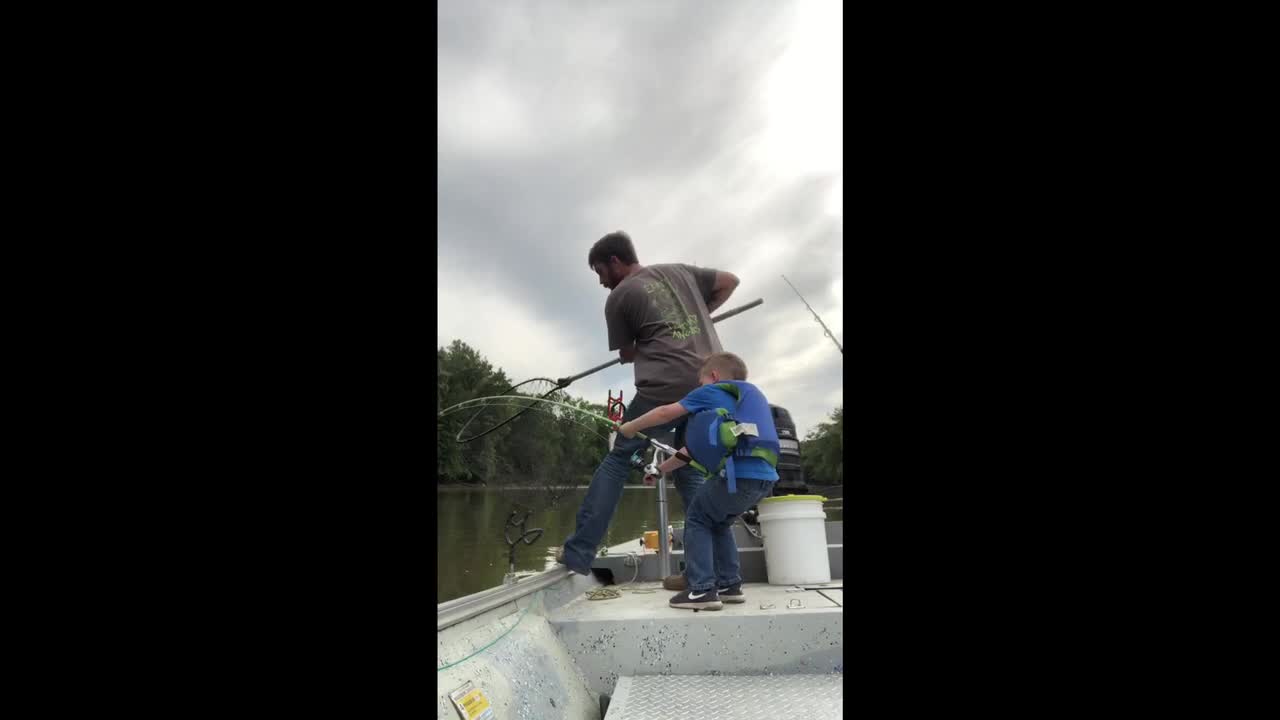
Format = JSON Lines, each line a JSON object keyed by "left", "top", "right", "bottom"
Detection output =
{"left": 656, "top": 447, "right": 690, "bottom": 474}
{"left": 618, "top": 402, "right": 689, "bottom": 438}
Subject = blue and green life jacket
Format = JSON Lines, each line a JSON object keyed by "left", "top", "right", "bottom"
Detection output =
{"left": 684, "top": 380, "right": 780, "bottom": 493}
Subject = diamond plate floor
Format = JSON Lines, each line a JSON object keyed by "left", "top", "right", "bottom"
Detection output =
{"left": 605, "top": 673, "right": 842, "bottom": 719}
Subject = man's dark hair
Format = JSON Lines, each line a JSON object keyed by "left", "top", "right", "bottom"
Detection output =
{"left": 587, "top": 231, "right": 639, "bottom": 268}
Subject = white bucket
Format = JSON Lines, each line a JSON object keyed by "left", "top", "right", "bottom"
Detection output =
{"left": 758, "top": 494, "right": 830, "bottom": 585}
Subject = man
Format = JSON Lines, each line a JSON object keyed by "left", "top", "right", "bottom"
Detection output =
{"left": 557, "top": 231, "right": 739, "bottom": 589}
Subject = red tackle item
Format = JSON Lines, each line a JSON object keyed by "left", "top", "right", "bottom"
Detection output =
{"left": 606, "top": 390, "right": 625, "bottom": 424}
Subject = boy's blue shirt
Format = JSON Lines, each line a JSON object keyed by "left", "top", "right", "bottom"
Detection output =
{"left": 678, "top": 384, "right": 779, "bottom": 482}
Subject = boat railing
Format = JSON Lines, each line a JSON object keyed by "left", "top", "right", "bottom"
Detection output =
{"left": 437, "top": 564, "right": 570, "bottom": 631}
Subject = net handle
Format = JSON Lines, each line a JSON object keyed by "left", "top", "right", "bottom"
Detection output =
{"left": 553, "top": 298, "right": 763, "bottom": 387}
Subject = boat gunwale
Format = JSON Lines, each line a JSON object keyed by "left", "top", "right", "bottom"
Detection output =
{"left": 437, "top": 565, "right": 572, "bottom": 631}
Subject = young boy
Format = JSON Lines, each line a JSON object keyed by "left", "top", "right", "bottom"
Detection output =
{"left": 618, "top": 352, "right": 779, "bottom": 610}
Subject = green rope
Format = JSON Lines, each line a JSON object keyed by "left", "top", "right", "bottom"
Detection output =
{"left": 436, "top": 590, "right": 542, "bottom": 672}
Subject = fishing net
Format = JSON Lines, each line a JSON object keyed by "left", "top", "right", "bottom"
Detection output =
{"left": 451, "top": 377, "right": 569, "bottom": 443}
{"left": 441, "top": 394, "right": 613, "bottom": 444}
{"left": 439, "top": 391, "right": 619, "bottom": 523}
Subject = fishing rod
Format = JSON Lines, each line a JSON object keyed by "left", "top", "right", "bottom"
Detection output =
{"left": 440, "top": 394, "right": 702, "bottom": 469}
{"left": 781, "top": 275, "right": 843, "bottom": 354}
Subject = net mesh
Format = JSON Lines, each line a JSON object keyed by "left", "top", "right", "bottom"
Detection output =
{"left": 453, "top": 378, "right": 566, "bottom": 443}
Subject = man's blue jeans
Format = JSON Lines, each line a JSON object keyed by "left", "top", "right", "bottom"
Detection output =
{"left": 682, "top": 475, "right": 774, "bottom": 592}
{"left": 561, "top": 395, "right": 706, "bottom": 574}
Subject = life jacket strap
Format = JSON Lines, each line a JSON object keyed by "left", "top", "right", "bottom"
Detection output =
{"left": 750, "top": 447, "right": 778, "bottom": 467}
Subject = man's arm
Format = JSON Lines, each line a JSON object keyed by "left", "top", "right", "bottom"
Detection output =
{"left": 705, "top": 271, "right": 739, "bottom": 313}
{"left": 618, "top": 402, "right": 689, "bottom": 438}
{"left": 605, "top": 291, "right": 637, "bottom": 354}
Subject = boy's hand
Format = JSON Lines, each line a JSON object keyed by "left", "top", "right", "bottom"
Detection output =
{"left": 617, "top": 421, "right": 637, "bottom": 438}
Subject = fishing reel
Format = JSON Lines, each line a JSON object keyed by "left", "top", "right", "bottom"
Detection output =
{"left": 628, "top": 450, "right": 647, "bottom": 470}
{"left": 626, "top": 448, "right": 661, "bottom": 485}
{"left": 642, "top": 466, "right": 661, "bottom": 486}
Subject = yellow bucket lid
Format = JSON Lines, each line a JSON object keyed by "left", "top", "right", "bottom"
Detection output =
{"left": 759, "top": 494, "right": 828, "bottom": 504}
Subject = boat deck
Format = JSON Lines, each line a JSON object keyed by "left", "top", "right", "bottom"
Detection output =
{"left": 438, "top": 518, "right": 843, "bottom": 719}
{"left": 606, "top": 673, "right": 842, "bottom": 719}
{"left": 551, "top": 580, "right": 843, "bottom": 620}
{"left": 548, "top": 581, "right": 843, "bottom": 697}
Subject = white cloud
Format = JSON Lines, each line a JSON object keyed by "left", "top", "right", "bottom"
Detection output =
{"left": 438, "top": 0, "right": 843, "bottom": 441}
{"left": 752, "top": 0, "right": 843, "bottom": 178}
{"left": 437, "top": 67, "right": 535, "bottom": 154}
{"left": 435, "top": 270, "right": 583, "bottom": 385}
{"left": 826, "top": 178, "right": 843, "bottom": 217}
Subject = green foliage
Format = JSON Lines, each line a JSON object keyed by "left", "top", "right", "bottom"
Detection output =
{"left": 800, "top": 405, "right": 843, "bottom": 487}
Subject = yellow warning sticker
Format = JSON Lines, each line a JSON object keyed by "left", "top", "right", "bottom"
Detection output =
{"left": 449, "top": 681, "right": 495, "bottom": 720}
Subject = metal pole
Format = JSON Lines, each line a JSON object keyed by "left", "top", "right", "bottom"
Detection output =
{"left": 641, "top": 435, "right": 688, "bottom": 581}
{"left": 554, "top": 298, "right": 765, "bottom": 387}
{"left": 654, "top": 447, "right": 671, "bottom": 582}
{"left": 707, "top": 297, "right": 764, "bottom": 323}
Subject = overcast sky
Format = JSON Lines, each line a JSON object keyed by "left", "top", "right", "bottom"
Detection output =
{"left": 438, "top": 0, "right": 842, "bottom": 439}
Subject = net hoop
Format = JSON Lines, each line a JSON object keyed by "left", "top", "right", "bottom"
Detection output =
{"left": 452, "top": 378, "right": 567, "bottom": 443}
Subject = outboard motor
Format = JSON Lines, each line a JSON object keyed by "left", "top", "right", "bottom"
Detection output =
{"left": 741, "top": 403, "right": 808, "bottom": 527}
{"left": 770, "top": 404, "right": 808, "bottom": 496}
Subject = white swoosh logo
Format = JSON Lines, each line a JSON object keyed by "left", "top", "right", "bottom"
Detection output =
{"left": 688, "top": 592, "right": 706, "bottom": 600}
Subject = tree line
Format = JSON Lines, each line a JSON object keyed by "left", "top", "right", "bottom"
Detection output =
{"left": 800, "top": 405, "right": 843, "bottom": 488}
{"left": 438, "top": 339, "right": 843, "bottom": 489}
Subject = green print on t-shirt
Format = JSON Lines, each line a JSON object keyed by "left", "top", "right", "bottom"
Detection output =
{"left": 644, "top": 279, "right": 702, "bottom": 340}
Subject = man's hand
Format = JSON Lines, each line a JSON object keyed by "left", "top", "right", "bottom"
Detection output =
{"left": 618, "top": 344, "right": 638, "bottom": 364}
{"left": 617, "top": 421, "right": 637, "bottom": 439}
{"left": 706, "top": 271, "right": 740, "bottom": 312}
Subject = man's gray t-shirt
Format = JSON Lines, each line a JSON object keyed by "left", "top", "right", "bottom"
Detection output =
{"left": 604, "top": 263, "right": 724, "bottom": 403}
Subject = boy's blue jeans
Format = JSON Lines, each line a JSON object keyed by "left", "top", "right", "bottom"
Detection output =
{"left": 682, "top": 475, "right": 774, "bottom": 592}
{"left": 561, "top": 395, "right": 706, "bottom": 574}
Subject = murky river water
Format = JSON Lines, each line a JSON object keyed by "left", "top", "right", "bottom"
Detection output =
{"left": 437, "top": 486, "right": 841, "bottom": 604}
